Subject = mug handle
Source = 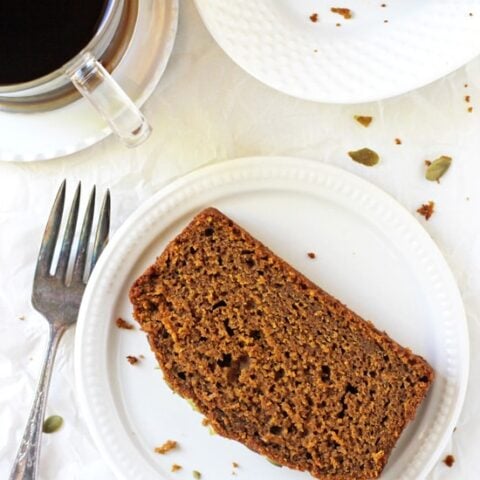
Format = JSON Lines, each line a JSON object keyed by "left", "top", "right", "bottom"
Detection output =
{"left": 66, "top": 52, "right": 151, "bottom": 147}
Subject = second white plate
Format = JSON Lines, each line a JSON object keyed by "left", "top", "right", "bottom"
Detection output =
{"left": 195, "top": 0, "right": 480, "bottom": 103}
{"left": 75, "top": 156, "right": 468, "bottom": 480}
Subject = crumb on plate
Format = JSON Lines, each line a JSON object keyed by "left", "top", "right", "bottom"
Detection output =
{"left": 193, "top": 471, "right": 202, "bottom": 479}
{"left": 155, "top": 440, "right": 178, "bottom": 454}
{"left": 126, "top": 355, "right": 139, "bottom": 365}
{"left": 395, "top": 138, "right": 402, "bottom": 145}
{"left": 171, "top": 464, "right": 182, "bottom": 472}
{"left": 310, "top": 13, "right": 319, "bottom": 22}
{"left": 116, "top": 317, "right": 134, "bottom": 330}
{"left": 307, "top": 252, "right": 316, "bottom": 259}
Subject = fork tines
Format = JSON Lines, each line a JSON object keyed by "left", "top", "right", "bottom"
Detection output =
{"left": 36, "top": 180, "right": 110, "bottom": 284}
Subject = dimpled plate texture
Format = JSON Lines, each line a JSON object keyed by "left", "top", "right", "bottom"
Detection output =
{"left": 75, "top": 157, "right": 468, "bottom": 480}
{"left": 194, "top": 0, "right": 480, "bottom": 103}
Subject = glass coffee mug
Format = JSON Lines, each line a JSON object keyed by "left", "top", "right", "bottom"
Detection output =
{"left": 0, "top": 0, "right": 151, "bottom": 147}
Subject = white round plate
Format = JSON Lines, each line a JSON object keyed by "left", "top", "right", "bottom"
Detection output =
{"left": 194, "top": 0, "right": 480, "bottom": 103}
{"left": 76, "top": 156, "right": 468, "bottom": 480}
{"left": 0, "top": 0, "right": 178, "bottom": 162}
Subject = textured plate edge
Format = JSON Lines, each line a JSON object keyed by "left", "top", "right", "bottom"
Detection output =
{"left": 75, "top": 156, "right": 469, "bottom": 480}
{"left": 0, "top": 0, "right": 179, "bottom": 163}
{"left": 193, "top": 0, "right": 480, "bottom": 104}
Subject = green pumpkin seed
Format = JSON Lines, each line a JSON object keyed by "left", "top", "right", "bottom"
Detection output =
{"left": 267, "top": 458, "right": 283, "bottom": 467}
{"left": 42, "top": 415, "right": 63, "bottom": 434}
{"left": 425, "top": 156, "right": 452, "bottom": 182}
{"left": 348, "top": 148, "right": 379, "bottom": 166}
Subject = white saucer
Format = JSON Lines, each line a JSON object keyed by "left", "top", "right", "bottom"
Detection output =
{"left": 0, "top": 0, "right": 178, "bottom": 162}
{"left": 75, "top": 156, "right": 468, "bottom": 480}
{"left": 195, "top": 0, "right": 480, "bottom": 103}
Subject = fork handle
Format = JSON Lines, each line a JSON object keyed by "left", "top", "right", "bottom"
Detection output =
{"left": 9, "top": 324, "right": 66, "bottom": 480}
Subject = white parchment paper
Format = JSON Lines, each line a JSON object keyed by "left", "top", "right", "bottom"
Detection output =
{"left": 1, "top": 1, "right": 479, "bottom": 478}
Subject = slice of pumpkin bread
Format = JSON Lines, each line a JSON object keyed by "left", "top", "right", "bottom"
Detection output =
{"left": 129, "top": 207, "right": 434, "bottom": 479}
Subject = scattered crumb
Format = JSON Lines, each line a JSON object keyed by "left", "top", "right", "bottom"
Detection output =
{"left": 443, "top": 454, "right": 455, "bottom": 467}
{"left": 331, "top": 7, "right": 352, "bottom": 19}
{"left": 384, "top": 19, "right": 389, "bottom": 23}
{"left": 468, "top": 106, "right": 473, "bottom": 113}
{"left": 18, "top": 315, "right": 25, "bottom": 320}
{"left": 354, "top": 115, "right": 373, "bottom": 127}
{"left": 232, "top": 462, "right": 239, "bottom": 468}
{"left": 395, "top": 138, "right": 402, "bottom": 145}
{"left": 201, "top": 417, "right": 210, "bottom": 426}
{"left": 424, "top": 160, "right": 432, "bottom": 166}
{"left": 126, "top": 355, "right": 139, "bottom": 365}
{"left": 193, "top": 471, "right": 202, "bottom": 479}
{"left": 116, "top": 317, "right": 134, "bottom": 330}
{"left": 465, "top": 83, "right": 469, "bottom": 88}
{"left": 465, "top": 95, "right": 471, "bottom": 103}
{"left": 336, "top": 22, "right": 342, "bottom": 27}
{"left": 417, "top": 201, "right": 435, "bottom": 220}
{"left": 307, "top": 252, "right": 316, "bottom": 259}
{"left": 381, "top": 3, "right": 387, "bottom": 6}
{"left": 139, "top": 354, "right": 145, "bottom": 359}
{"left": 171, "top": 464, "right": 182, "bottom": 472}
{"left": 309, "top": 13, "right": 319, "bottom": 23}
{"left": 469, "top": 12, "right": 474, "bottom": 16}
{"left": 155, "top": 440, "right": 178, "bottom": 454}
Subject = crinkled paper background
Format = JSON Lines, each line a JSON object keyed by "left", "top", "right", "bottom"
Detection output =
{"left": 1, "top": 1, "right": 479, "bottom": 478}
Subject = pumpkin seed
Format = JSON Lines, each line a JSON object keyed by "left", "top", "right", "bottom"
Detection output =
{"left": 42, "top": 415, "right": 63, "bottom": 434}
{"left": 425, "top": 156, "right": 452, "bottom": 182}
{"left": 348, "top": 148, "right": 379, "bottom": 166}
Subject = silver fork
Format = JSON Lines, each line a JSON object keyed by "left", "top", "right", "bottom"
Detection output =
{"left": 9, "top": 181, "right": 110, "bottom": 480}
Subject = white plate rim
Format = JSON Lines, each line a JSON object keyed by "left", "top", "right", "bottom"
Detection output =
{"left": 75, "top": 156, "right": 469, "bottom": 480}
{"left": 193, "top": 0, "right": 480, "bottom": 104}
{"left": 0, "top": 0, "right": 179, "bottom": 163}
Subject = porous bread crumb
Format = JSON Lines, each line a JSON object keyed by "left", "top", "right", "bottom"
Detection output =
{"left": 155, "top": 440, "right": 178, "bottom": 454}
{"left": 130, "top": 207, "right": 434, "bottom": 480}
{"left": 116, "top": 317, "right": 134, "bottom": 330}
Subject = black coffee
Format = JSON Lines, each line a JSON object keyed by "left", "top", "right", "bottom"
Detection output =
{"left": 0, "top": 0, "right": 108, "bottom": 85}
